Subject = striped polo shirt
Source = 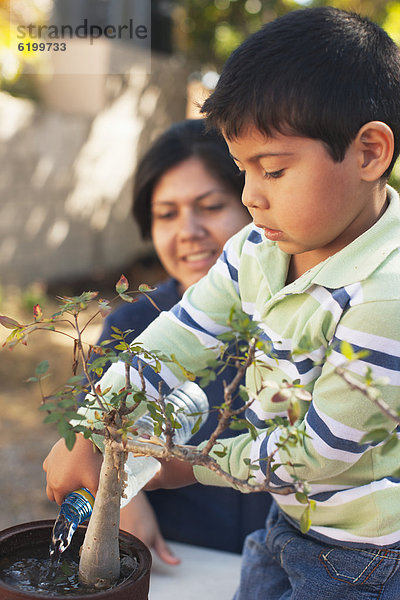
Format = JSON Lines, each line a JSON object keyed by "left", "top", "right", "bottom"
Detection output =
{"left": 94, "top": 185, "right": 400, "bottom": 548}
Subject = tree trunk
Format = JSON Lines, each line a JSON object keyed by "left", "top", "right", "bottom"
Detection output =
{"left": 78, "top": 439, "right": 124, "bottom": 588}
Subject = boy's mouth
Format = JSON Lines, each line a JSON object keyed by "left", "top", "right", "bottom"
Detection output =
{"left": 256, "top": 223, "right": 283, "bottom": 241}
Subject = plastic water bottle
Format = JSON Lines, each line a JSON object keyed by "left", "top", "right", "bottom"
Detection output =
{"left": 50, "top": 488, "right": 95, "bottom": 558}
{"left": 121, "top": 380, "right": 208, "bottom": 507}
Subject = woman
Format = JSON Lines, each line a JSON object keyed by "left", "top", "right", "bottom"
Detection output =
{"left": 86, "top": 119, "right": 271, "bottom": 564}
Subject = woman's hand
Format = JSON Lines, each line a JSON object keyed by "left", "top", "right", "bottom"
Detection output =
{"left": 43, "top": 435, "right": 103, "bottom": 505}
{"left": 120, "top": 492, "right": 180, "bottom": 566}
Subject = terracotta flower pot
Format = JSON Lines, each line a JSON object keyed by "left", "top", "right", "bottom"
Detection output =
{"left": 0, "top": 520, "right": 151, "bottom": 599}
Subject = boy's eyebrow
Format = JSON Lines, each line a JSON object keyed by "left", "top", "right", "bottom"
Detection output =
{"left": 229, "top": 152, "right": 293, "bottom": 162}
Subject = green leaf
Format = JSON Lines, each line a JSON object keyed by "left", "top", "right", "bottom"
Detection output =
{"left": 229, "top": 420, "right": 247, "bottom": 431}
{"left": 191, "top": 416, "right": 202, "bottom": 435}
{"left": 67, "top": 375, "right": 85, "bottom": 385}
{"left": 39, "top": 403, "right": 58, "bottom": 411}
{"left": 248, "top": 464, "right": 260, "bottom": 471}
{"left": 300, "top": 505, "right": 311, "bottom": 533}
{"left": 239, "top": 386, "right": 249, "bottom": 402}
{"left": 363, "top": 413, "right": 388, "bottom": 427}
{"left": 165, "top": 403, "right": 174, "bottom": 419}
{"left": 213, "top": 447, "right": 227, "bottom": 458}
{"left": 381, "top": 434, "right": 399, "bottom": 455}
{"left": 340, "top": 340, "right": 354, "bottom": 361}
{"left": 391, "top": 466, "right": 400, "bottom": 479}
{"left": 154, "top": 422, "right": 162, "bottom": 437}
{"left": 115, "top": 342, "right": 129, "bottom": 351}
{"left": 64, "top": 429, "right": 76, "bottom": 451}
{"left": 64, "top": 411, "right": 85, "bottom": 421}
{"left": 217, "top": 331, "right": 236, "bottom": 342}
{"left": 111, "top": 326, "right": 123, "bottom": 335}
{"left": 57, "top": 419, "right": 69, "bottom": 437}
{"left": 295, "top": 492, "right": 309, "bottom": 505}
{"left": 58, "top": 398, "right": 76, "bottom": 409}
{"left": 360, "top": 429, "right": 390, "bottom": 444}
{"left": 43, "top": 413, "right": 62, "bottom": 424}
{"left": 35, "top": 360, "right": 49, "bottom": 376}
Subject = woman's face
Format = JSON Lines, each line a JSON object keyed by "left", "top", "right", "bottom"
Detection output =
{"left": 151, "top": 157, "right": 249, "bottom": 292}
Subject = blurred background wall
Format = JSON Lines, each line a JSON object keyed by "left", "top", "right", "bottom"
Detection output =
{"left": 1, "top": 0, "right": 399, "bottom": 290}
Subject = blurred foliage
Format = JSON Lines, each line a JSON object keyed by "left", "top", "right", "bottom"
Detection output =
{"left": 0, "top": 0, "right": 51, "bottom": 96}
{"left": 172, "top": 0, "right": 400, "bottom": 67}
{"left": 172, "top": 0, "right": 301, "bottom": 68}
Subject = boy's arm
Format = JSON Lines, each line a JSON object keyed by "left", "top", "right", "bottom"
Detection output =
{"left": 193, "top": 299, "right": 400, "bottom": 489}
{"left": 144, "top": 458, "right": 196, "bottom": 490}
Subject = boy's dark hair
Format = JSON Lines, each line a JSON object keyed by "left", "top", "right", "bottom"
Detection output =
{"left": 201, "top": 7, "right": 400, "bottom": 178}
{"left": 132, "top": 119, "right": 244, "bottom": 239}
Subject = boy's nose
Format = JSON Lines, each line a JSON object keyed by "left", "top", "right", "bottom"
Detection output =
{"left": 242, "top": 180, "right": 269, "bottom": 210}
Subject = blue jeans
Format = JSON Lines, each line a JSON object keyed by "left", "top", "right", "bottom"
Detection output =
{"left": 234, "top": 502, "right": 400, "bottom": 599}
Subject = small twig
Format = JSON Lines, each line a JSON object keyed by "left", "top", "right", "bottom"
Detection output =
{"left": 157, "top": 382, "right": 174, "bottom": 450}
{"left": 201, "top": 338, "right": 257, "bottom": 456}
{"left": 138, "top": 360, "right": 146, "bottom": 392}
{"left": 109, "top": 437, "right": 295, "bottom": 495}
{"left": 73, "top": 313, "right": 107, "bottom": 412}
{"left": 336, "top": 367, "right": 400, "bottom": 424}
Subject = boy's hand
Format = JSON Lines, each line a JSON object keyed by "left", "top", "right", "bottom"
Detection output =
{"left": 144, "top": 457, "right": 196, "bottom": 491}
{"left": 43, "top": 434, "right": 103, "bottom": 505}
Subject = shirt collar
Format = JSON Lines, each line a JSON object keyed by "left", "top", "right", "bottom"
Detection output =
{"left": 311, "top": 185, "right": 400, "bottom": 288}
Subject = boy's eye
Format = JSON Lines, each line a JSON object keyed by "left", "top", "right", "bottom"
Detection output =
{"left": 263, "top": 169, "right": 284, "bottom": 180}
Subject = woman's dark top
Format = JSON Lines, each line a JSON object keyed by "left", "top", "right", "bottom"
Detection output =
{"left": 94, "top": 278, "right": 271, "bottom": 553}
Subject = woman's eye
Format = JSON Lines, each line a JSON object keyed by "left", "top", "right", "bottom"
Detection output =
{"left": 153, "top": 211, "right": 176, "bottom": 220}
{"left": 263, "top": 169, "right": 284, "bottom": 180}
{"left": 201, "top": 203, "right": 225, "bottom": 212}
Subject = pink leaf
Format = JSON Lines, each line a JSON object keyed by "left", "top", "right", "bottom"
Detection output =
{"left": 119, "top": 293, "right": 138, "bottom": 304}
{"left": 0, "top": 315, "right": 21, "bottom": 330}
{"left": 116, "top": 275, "right": 129, "bottom": 294}
{"left": 138, "top": 283, "right": 156, "bottom": 293}
{"left": 98, "top": 299, "right": 112, "bottom": 318}
{"left": 33, "top": 304, "right": 43, "bottom": 321}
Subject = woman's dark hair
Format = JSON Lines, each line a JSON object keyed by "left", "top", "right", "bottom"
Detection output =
{"left": 201, "top": 7, "right": 400, "bottom": 178}
{"left": 132, "top": 119, "right": 244, "bottom": 239}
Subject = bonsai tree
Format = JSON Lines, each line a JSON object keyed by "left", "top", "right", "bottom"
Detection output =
{"left": 1, "top": 275, "right": 394, "bottom": 590}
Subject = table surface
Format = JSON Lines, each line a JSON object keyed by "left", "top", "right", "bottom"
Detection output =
{"left": 149, "top": 541, "right": 242, "bottom": 600}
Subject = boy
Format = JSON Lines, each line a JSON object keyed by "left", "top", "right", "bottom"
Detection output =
{"left": 44, "top": 7, "right": 400, "bottom": 598}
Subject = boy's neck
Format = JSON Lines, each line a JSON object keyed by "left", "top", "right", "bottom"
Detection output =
{"left": 286, "top": 250, "right": 336, "bottom": 283}
{"left": 286, "top": 253, "right": 317, "bottom": 284}
{"left": 286, "top": 189, "right": 390, "bottom": 285}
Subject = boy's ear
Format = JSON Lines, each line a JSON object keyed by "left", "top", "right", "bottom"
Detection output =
{"left": 355, "top": 121, "right": 394, "bottom": 181}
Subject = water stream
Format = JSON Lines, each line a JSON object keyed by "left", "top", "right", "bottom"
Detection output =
{"left": 49, "top": 512, "right": 77, "bottom": 560}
